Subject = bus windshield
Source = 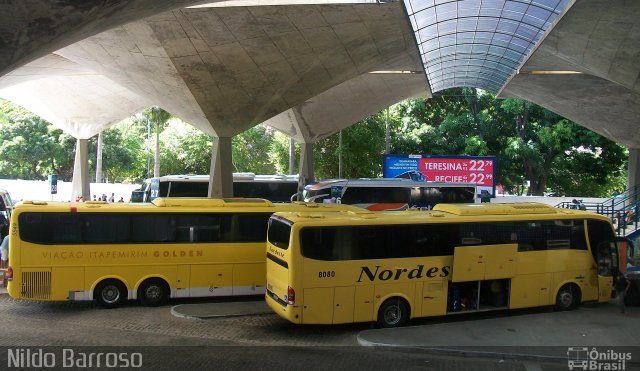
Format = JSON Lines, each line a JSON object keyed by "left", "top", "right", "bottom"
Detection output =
{"left": 267, "top": 217, "right": 291, "bottom": 250}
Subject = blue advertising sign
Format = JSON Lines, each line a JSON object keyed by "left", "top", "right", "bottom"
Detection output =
{"left": 383, "top": 154, "right": 496, "bottom": 196}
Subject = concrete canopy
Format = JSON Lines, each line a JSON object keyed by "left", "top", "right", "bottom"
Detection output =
{"left": 47, "top": 2, "right": 424, "bottom": 138}
{"left": 265, "top": 71, "right": 429, "bottom": 142}
{"left": 0, "top": 54, "right": 151, "bottom": 139}
{"left": 499, "top": 0, "right": 640, "bottom": 148}
{"left": 1, "top": 0, "right": 637, "bottom": 158}
{"left": 0, "top": 0, "right": 209, "bottom": 77}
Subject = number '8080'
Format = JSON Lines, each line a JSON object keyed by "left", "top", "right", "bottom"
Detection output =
{"left": 318, "top": 271, "right": 335, "bottom": 278}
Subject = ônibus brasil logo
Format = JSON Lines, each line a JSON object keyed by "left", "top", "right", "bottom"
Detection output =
{"left": 567, "top": 347, "right": 632, "bottom": 370}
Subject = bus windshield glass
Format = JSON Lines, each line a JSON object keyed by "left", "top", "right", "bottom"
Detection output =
{"left": 268, "top": 217, "right": 291, "bottom": 250}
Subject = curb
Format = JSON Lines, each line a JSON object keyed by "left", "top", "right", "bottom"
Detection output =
{"left": 169, "top": 304, "right": 272, "bottom": 320}
{"left": 356, "top": 335, "right": 566, "bottom": 363}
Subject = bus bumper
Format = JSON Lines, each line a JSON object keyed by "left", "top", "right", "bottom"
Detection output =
{"left": 265, "top": 291, "right": 301, "bottom": 324}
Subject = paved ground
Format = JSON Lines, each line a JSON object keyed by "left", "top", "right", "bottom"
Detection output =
{"left": 0, "top": 292, "right": 638, "bottom": 370}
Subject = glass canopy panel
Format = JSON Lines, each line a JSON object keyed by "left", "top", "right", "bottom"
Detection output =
{"left": 404, "top": 0, "right": 571, "bottom": 92}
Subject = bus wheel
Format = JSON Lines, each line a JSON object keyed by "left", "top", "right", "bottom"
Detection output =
{"left": 138, "top": 278, "right": 169, "bottom": 307}
{"left": 94, "top": 279, "right": 127, "bottom": 309}
{"left": 555, "top": 284, "right": 580, "bottom": 311}
{"left": 377, "top": 298, "right": 408, "bottom": 328}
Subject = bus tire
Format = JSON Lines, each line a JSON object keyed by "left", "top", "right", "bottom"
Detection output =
{"left": 138, "top": 278, "right": 169, "bottom": 307}
{"left": 94, "top": 279, "right": 127, "bottom": 309}
{"left": 377, "top": 298, "right": 409, "bottom": 328}
{"left": 555, "top": 284, "right": 580, "bottom": 311}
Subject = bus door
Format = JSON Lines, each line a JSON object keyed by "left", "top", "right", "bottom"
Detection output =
{"left": 595, "top": 240, "right": 616, "bottom": 302}
{"left": 588, "top": 221, "right": 617, "bottom": 302}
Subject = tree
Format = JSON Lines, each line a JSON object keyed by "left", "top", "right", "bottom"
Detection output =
{"left": 143, "top": 107, "right": 172, "bottom": 177}
{"left": 0, "top": 99, "right": 75, "bottom": 180}
{"left": 161, "top": 121, "right": 212, "bottom": 175}
{"left": 314, "top": 113, "right": 386, "bottom": 179}
{"left": 391, "top": 91, "right": 626, "bottom": 196}
{"left": 88, "top": 126, "right": 142, "bottom": 183}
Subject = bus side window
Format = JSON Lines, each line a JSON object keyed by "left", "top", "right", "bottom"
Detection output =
{"left": 357, "top": 226, "right": 389, "bottom": 259}
{"left": 226, "top": 214, "right": 271, "bottom": 242}
{"left": 131, "top": 215, "right": 176, "bottom": 242}
{"left": 301, "top": 227, "right": 336, "bottom": 261}
{"left": 84, "top": 214, "right": 131, "bottom": 243}
{"left": 54, "top": 214, "right": 82, "bottom": 243}
{"left": 332, "top": 228, "right": 356, "bottom": 260}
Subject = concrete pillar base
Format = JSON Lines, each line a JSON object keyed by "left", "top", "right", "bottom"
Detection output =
{"left": 71, "top": 138, "right": 90, "bottom": 201}
{"left": 208, "top": 136, "right": 234, "bottom": 198}
{"left": 297, "top": 142, "right": 315, "bottom": 200}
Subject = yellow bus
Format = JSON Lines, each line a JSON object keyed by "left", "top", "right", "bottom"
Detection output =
{"left": 6, "top": 198, "right": 357, "bottom": 308}
{"left": 265, "top": 203, "right": 618, "bottom": 327}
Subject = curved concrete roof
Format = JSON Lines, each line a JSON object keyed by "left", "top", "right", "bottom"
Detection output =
{"left": 266, "top": 71, "right": 428, "bottom": 142}
{"left": 0, "top": 0, "right": 638, "bottom": 149}
{"left": 1, "top": 2, "right": 425, "bottom": 141}
{"left": 499, "top": 0, "right": 640, "bottom": 148}
{"left": 0, "top": 0, "right": 207, "bottom": 77}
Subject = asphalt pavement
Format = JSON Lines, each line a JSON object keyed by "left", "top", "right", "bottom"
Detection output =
{"left": 172, "top": 297, "right": 640, "bottom": 364}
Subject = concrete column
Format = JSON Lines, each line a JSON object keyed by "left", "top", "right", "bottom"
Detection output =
{"left": 208, "top": 136, "right": 234, "bottom": 198}
{"left": 71, "top": 138, "right": 90, "bottom": 201}
{"left": 628, "top": 148, "right": 640, "bottom": 198}
{"left": 297, "top": 142, "right": 315, "bottom": 200}
{"left": 95, "top": 131, "right": 103, "bottom": 183}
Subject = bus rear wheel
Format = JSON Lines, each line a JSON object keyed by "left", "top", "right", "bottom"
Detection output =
{"left": 94, "top": 279, "right": 127, "bottom": 309}
{"left": 377, "top": 298, "right": 408, "bottom": 328}
{"left": 138, "top": 278, "right": 169, "bottom": 307}
{"left": 555, "top": 284, "right": 580, "bottom": 311}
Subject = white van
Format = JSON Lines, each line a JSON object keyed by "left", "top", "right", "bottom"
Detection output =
{"left": 302, "top": 178, "right": 476, "bottom": 210}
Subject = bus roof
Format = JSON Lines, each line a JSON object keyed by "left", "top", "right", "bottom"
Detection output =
{"left": 13, "top": 198, "right": 362, "bottom": 213}
{"left": 142, "top": 173, "right": 299, "bottom": 183}
{"left": 304, "top": 178, "right": 476, "bottom": 190}
{"left": 272, "top": 203, "right": 611, "bottom": 225}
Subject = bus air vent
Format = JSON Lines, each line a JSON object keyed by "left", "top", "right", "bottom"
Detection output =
{"left": 21, "top": 271, "right": 52, "bottom": 300}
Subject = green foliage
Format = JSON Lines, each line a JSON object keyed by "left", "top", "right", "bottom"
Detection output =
{"left": 314, "top": 113, "right": 386, "bottom": 179}
{"left": 161, "top": 121, "right": 212, "bottom": 175}
{"left": 0, "top": 92, "right": 628, "bottom": 198}
{"left": 232, "top": 125, "right": 278, "bottom": 174}
{"left": 0, "top": 100, "right": 75, "bottom": 180}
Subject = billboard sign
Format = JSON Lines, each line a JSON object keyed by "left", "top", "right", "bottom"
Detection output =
{"left": 383, "top": 154, "right": 496, "bottom": 196}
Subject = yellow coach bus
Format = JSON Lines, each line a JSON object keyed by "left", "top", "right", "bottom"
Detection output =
{"left": 6, "top": 198, "right": 356, "bottom": 308}
{"left": 265, "top": 203, "right": 618, "bottom": 327}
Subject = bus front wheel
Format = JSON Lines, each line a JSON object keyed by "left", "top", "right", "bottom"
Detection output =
{"left": 377, "top": 298, "right": 408, "bottom": 328}
{"left": 555, "top": 284, "right": 580, "bottom": 311}
{"left": 138, "top": 278, "right": 169, "bottom": 307}
{"left": 94, "top": 279, "right": 127, "bottom": 309}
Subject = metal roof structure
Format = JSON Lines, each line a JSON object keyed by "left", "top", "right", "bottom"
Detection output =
{"left": 403, "top": 0, "right": 571, "bottom": 92}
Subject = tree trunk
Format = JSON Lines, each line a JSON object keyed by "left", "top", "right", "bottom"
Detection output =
{"left": 288, "top": 138, "right": 295, "bottom": 175}
{"left": 96, "top": 131, "right": 103, "bottom": 183}
{"left": 385, "top": 108, "right": 391, "bottom": 154}
{"left": 154, "top": 122, "right": 160, "bottom": 178}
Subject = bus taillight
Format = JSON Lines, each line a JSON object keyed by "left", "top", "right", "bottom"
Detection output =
{"left": 287, "top": 286, "right": 295, "bottom": 305}
{"left": 6, "top": 266, "right": 12, "bottom": 281}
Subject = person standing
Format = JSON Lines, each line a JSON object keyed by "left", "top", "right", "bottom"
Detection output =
{"left": 615, "top": 272, "right": 631, "bottom": 314}
{"left": 0, "top": 235, "right": 9, "bottom": 268}
{"left": 108, "top": 193, "right": 115, "bottom": 203}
